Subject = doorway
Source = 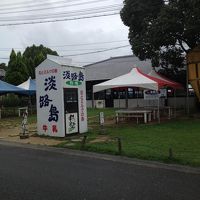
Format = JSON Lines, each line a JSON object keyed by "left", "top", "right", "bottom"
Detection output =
{"left": 63, "top": 88, "right": 79, "bottom": 135}
{"left": 105, "top": 89, "right": 114, "bottom": 107}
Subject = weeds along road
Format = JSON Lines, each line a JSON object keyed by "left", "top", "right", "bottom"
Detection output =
{"left": 0, "top": 141, "right": 200, "bottom": 200}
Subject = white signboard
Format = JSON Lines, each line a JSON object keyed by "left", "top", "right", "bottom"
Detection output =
{"left": 62, "top": 67, "right": 88, "bottom": 133}
{"left": 144, "top": 89, "right": 167, "bottom": 100}
{"left": 36, "top": 66, "right": 64, "bottom": 137}
{"left": 99, "top": 112, "right": 104, "bottom": 125}
{"left": 66, "top": 113, "right": 78, "bottom": 134}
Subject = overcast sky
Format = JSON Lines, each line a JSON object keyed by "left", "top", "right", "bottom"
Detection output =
{"left": 0, "top": 0, "right": 132, "bottom": 66}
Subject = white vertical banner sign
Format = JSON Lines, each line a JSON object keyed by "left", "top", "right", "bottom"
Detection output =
{"left": 36, "top": 67, "right": 65, "bottom": 137}
{"left": 66, "top": 113, "right": 78, "bottom": 134}
{"left": 99, "top": 112, "right": 105, "bottom": 125}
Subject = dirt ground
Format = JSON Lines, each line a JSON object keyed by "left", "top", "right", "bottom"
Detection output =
{"left": 0, "top": 123, "right": 63, "bottom": 146}
{"left": 0, "top": 120, "right": 115, "bottom": 146}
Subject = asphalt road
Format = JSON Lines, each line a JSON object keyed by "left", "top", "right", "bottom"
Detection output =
{"left": 0, "top": 142, "right": 200, "bottom": 200}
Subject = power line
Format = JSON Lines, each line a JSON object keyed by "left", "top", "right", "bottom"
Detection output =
{"left": 0, "top": 45, "right": 130, "bottom": 60}
{"left": 50, "top": 40, "right": 129, "bottom": 48}
{"left": 0, "top": 0, "right": 95, "bottom": 7}
{"left": 0, "top": 0, "right": 54, "bottom": 6}
{"left": 73, "top": 59, "right": 135, "bottom": 64}
{"left": 0, "top": 0, "right": 116, "bottom": 15}
{"left": 0, "top": 47, "right": 126, "bottom": 52}
{"left": 0, "top": 40, "right": 128, "bottom": 50}
{"left": 62, "top": 45, "right": 130, "bottom": 56}
{"left": 0, "top": 4, "right": 121, "bottom": 20}
{"left": 0, "top": 58, "right": 9, "bottom": 60}
{"left": 0, "top": 7, "right": 121, "bottom": 22}
{"left": 0, "top": 0, "right": 89, "bottom": 9}
{"left": 0, "top": 12, "right": 119, "bottom": 26}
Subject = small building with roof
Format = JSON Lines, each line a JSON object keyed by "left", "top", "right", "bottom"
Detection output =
{"left": 36, "top": 55, "right": 88, "bottom": 137}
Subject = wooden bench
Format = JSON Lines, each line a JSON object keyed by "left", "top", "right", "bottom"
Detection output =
{"left": 116, "top": 110, "right": 152, "bottom": 124}
{"left": 116, "top": 113, "right": 144, "bottom": 124}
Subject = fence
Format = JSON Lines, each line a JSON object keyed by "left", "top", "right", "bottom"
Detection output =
{"left": 0, "top": 106, "right": 37, "bottom": 118}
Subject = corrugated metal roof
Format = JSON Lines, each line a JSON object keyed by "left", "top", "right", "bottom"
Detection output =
{"left": 84, "top": 55, "right": 152, "bottom": 81}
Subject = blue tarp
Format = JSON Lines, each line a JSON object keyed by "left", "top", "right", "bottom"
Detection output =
{"left": 0, "top": 80, "right": 26, "bottom": 94}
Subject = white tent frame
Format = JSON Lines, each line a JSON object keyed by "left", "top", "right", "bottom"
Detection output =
{"left": 93, "top": 68, "right": 162, "bottom": 123}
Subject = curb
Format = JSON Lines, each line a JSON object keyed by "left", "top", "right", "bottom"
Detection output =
{"left": 0, "top": 140, "right": 200, "bottom": 175}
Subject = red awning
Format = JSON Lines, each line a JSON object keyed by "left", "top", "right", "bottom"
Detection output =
{"left": 148, "top": 69, "right": 183, "bottom": 89}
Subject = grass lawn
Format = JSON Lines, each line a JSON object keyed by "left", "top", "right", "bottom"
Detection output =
{"left": 58, "top": 108, "right": 200, "bottom": 167}
{"left": 1, "top": 108, "right": 200, "bottom": 167}
{"left": 87, "top": 108, "right": 116, "bottom": 117}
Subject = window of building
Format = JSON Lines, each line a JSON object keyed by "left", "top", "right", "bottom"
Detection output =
{"left": 94, "top": 91, "right": 105, "bottom": 100}
{"left": 128, "top": 88, "right": 134, "bottom": 99}
{"left": 86, "top": 89, "right": 92, "bottom": 100}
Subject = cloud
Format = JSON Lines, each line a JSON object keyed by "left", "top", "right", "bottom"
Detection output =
{"left": 0, "top": 0, "right": 132, "bottom": 65}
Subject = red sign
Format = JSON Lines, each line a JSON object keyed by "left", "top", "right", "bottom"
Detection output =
{"left": 80, "top": 90, "right": 84, "bottom": 121}
{"left": 39, "top": 68, "right": 58, "bottom": 75}
{"left": 52, "top": 125, "right": 58, "bottom": 133}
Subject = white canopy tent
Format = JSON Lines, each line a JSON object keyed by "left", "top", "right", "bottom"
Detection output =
{"left": 17, "top": 77, "right": 36, "bottom": 113}
{"left": 93, "top": 68, "right": 159, "bottom": 93}
{"left": 17, "top": 77, "right": 36, "bottom": 95}
{"left": 93, "top": 67, "right": 178, "bottom": 123}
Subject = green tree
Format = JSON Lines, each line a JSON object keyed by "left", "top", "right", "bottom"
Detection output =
{"left": 5, "top": 45, "right": 58, "bottom": 84}
{"left": 23, "top": 44, "right": 58, "bottom": 78}
{"left": 25, "top": 57, "right": 35, "bottom": 79}
{"left": 120, "top": 0, "right": 200, "bottom": 84}
{"left": 0, "top": 63, "right": 7, "bottom": 80}
{"left": 5, "top": 50, "right": 28, "bottom": 85}
{"left": 0, "top": 63, "right": 7, "bottom": 71}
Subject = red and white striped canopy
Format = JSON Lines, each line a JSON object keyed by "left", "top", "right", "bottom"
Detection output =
{"left": 148, "top": 69, "right": 183, "bottom": 89}
{"left": 93, "top": 67, "right": 181, "bottom": 93}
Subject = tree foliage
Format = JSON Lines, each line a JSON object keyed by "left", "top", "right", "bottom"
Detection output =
{"left": 5, "top": 45, "right": 58, "bottom": 85}
{"left": 0, "top": 63, "right": 7, "bottom": 71}
{"left": 0, "top": 63, "right": 6, "bottom": 81}
{"left": 5, "top": 50, "right": 28, "bottom": 85}
{"left": 120, "top": 0, "right": 200, "bottom": 83}
{"left": 23, "top": 44, "right": 58, "bottom": 79}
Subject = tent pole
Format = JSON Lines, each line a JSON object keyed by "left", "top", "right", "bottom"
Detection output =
{"left": 158, "top": 91, "right": 160, "bottom": 123}
{"left": 92, "top": 92, "right": 94, "bottom": 108}
{"left": 28, "top": 95, "right": 32, "bottom": 115}
{"left": 125, "top": 88, "right": 128, "bottom": 109}
{"left": 186, "top": 64, "right": 190, "bottom": 115}
{"left": 174, "top": 89, "right": 177, "bottom": 118}
{"left": 137, "top": 88, "right": 139, "bottom": 107}
{"left": 118, "top": 91, "right": 120, "bottom": 108}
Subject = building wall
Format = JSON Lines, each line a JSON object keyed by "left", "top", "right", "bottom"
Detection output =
{"left": 87, "top": 100, "right": 105, "bottom": 108}
{"left": 85, "top": 55, "right": 152, "bottom": 82}
{"left": 87, "top": 97, "right": 197, "bottom": 110}
{"left": 168, "top": 97, "right": 197, "bottom": 110}
{"left": 87, "top": 99, "right": 163, "bottom": 108}
{"left": 87, "top": 100, "right": 93, "bottom": 108}
{"left": 114, "top": 99, "right": 165, "bottom": 108}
